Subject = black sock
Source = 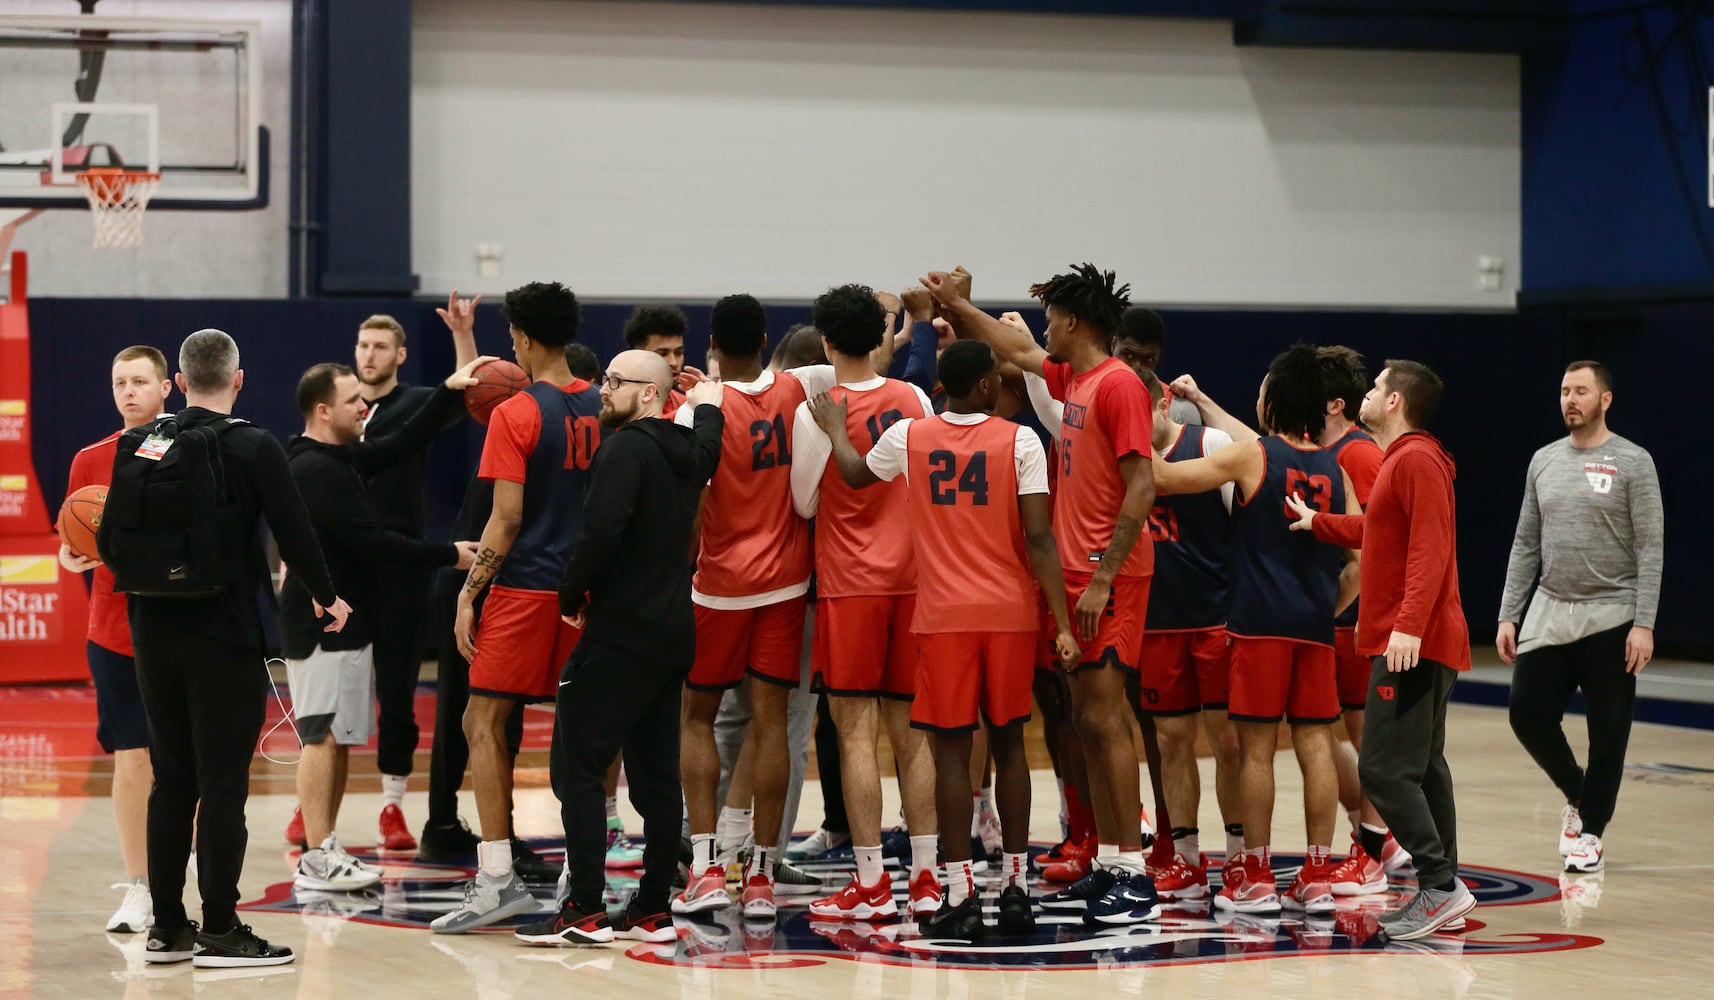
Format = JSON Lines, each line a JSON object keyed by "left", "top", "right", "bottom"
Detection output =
{"left": 1170, "top": 826, "right": 1198, "bottom": 843}
{"left": 1358, "top": 826, "right": 1388, "bottom": 861}
{"left": 1433, "top": 878, "right": 1460, "bottom": 893}
{"left": 1224, "top": 822, "right": 1244, "bottom": 838}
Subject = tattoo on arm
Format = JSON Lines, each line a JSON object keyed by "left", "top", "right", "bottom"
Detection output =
{"left": 1094, "top": 515, "right": 1143, "bottom": 584}
{"left": 463, "top": 548, "right": 504, "bottom": 597}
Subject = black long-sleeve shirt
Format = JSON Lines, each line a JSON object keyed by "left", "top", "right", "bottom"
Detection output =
{"left": 559, "top": 407, "right": 723, "bottom": 667}
{"left": 279, "top": 386, "right": 462, "bottom": 656}
{"left": 127, "top": 407, "right": 337, "bottom": 653}
{"left": 360, "top": 382, "right": 468, "bottom": 537}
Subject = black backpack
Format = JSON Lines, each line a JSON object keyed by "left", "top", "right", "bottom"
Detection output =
{"left": 97, "top": 414, "right": 247, "bottom": 598}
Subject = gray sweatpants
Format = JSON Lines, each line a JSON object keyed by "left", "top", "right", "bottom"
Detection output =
{"left": 1357, "top": 657, "right": 1460, "bottom": 889}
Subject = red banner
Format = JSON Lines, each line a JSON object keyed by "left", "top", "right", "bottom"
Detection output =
{"left": 0, "top": 252, "right": 90, "bottom": 683}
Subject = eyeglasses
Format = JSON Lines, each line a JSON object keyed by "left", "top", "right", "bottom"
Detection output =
{"left": 602, "top": 375, "right": 654, "bottom": 391}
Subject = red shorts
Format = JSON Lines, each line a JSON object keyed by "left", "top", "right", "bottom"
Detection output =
{"left": 1138, "top": 628, "right": 1231, "bottom": 715}
{"left": 689, "top": 596, "right": 808, "bottom": 691}
{"left": 1063, "top": 574, "right": 1150, "bottom": 675}
{"left": 1226, "top": 635, "right": 1339, "bottom": 724}
{"left": 469, "top": 586, "right": 582, "bottom": 702}
{"left": 1334, "top": 627, "right": 1369, "bottom": 711}
{"left": 911, "top": 630, "right": 1036, "bottom": 733}
{"left": 812, "top": 593, "right": 917, "bottom": 699}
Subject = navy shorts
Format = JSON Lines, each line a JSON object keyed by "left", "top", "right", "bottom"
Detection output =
{"left": 88, "top": 641, "right": 151, "bottom": 753}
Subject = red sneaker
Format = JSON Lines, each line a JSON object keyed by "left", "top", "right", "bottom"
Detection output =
{"left": 1150, "top": 853, "right": 1209, "bottom": 900}
{"left": 285, "top": 805, "right": 305, "bottom": 847}
{"left": 741, "top": 873, "right": 776, "bottom": 919}
{"left": 907, "top": 867, "right": 942, "bottom": 918}
{"left": 809, "top": 875, "right": 898, "bottom": 921}
{"left": 1214, "top": 856, "right": 1279, "bottom": 913}
{"left": 1031, "top": 835, "right": 1093, "bottom": 869}
{"left": 378, "top": 803, "right": 417, "bottom": 851}
{"left": 672, "top": 866, "right": 732, "bottom": 914}
{"left": 1328, "top": 845, "right": 1386, "bottom": 896}
{"left": 1283, "top": 861, "right": 1336, "bottom": 914}
{"left": 1378, "top": 832, "right": 1412, "bottom": 873}
{"left": 1040, "top": 853, "right": 1095, "bottom": 884}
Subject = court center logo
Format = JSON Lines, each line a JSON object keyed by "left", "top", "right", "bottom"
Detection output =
{"left": 241, "top": 841, "right": 1602, "bottom": 970}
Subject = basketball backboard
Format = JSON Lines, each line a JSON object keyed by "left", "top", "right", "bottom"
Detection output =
{"left": 0, "top": 14, "right": 268, "bottom": 211}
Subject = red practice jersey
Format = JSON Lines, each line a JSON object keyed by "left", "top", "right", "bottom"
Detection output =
{"left": 791, "top": 377, "right": 934, "bottom": 598}
{"left": 684, "top": 370, "right": 812, "bottom": 605}
{"left": 66, "top": 432, "right": 131, "bottom": 656}
{"left": 1043, "top": 357, "right": 1155, "bottom": 581}
{"left": 867, "top": 412, "right": 1050, "bottom": 633}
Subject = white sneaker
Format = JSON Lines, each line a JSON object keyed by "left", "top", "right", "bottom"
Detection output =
{"left": 787, "top": 827, "right": 851, "bottom": 862}
{"left": 296, "top": 836, "right": 382, "bottom": 891}
{"left": 977, "top": 808, "right": 1004, "bottom": 860}
{"left": 716, "top": 833, "right": 754, "bottom": 880}
{"left": 1559, "top": 804, "right": 1583, "bottom": 857}
{"left": 106, "top": 879, "right": 153, "bottom": 933}
{"left": 1564, "top": 832, "right": 1603, "bottom": 873}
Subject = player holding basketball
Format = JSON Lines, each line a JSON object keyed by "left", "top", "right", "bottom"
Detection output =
{"left": 671, "top": 293, "right": 839, "bottom": 919}
{"left": 58, "top": 345, "right": 173, "bottom": 934}
{"left": 433, "top": 282, "right": 603, "bottom": 933}
{"left": 791, "top": 284, "right": 940, "bottom": 921}
{"left": 927, "top": 264, "right": 1163, "bottom": 925}
{"left": 1152, "top": 345, "right": 1358, "bottom": 915}
{"left": 810, "top": 339, "right": 1079, "bottom": 939}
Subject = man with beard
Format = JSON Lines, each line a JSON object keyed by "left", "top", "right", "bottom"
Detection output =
{"left": 1498, "top": 361, "right": 1662, "bottom": 875}
{"left": 514, "top": 352, "right": 724, "bottom": 946}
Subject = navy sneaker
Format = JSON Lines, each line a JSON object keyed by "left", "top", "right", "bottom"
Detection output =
{"left": 1039, "top": 866, "right": 1117, "bottom": 912}
{"left": 880, "top": 826, "right": 911, "bottom": 861}
{"left": 1084, "top": 870, "right": 1162, "bottom": 925}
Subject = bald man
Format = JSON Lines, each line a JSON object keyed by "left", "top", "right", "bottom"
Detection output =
{"left": 516, "top": 351, "right": 726, "bottom": 946}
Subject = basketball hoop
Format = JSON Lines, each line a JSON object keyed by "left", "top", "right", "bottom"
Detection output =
{"left": 75, "top": 167, "right": 161, "bottom": 248}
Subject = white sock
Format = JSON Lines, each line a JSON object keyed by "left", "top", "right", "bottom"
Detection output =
{"left": 970, "top": 795, "right": 983, "bottom": 836}
{"left": 1057, "top": 779, "right": 1069, "bottom": 837}
{"left": 1116, "top": 849, "right": 1146, "bottom": 874}
{"left": 717, "top": 806, "right": 753, "bottom": 851}
{"left": 1003, "top": 851, "right": 1027, "bottom": 890}
{"left": 691, "top": 833, "right": 716, "bottom": 873}
{"left": 746, "top": 844, "right": 777, "bottom": 882}
{"left": 605, "top": 796, "right": 620, "bottom": 822}
{"left": 946, "top": 859, "right": 974, "bottom": 905}
{"left": 477, "top": 839, "right": 513, "bottom": 880}
{"left": 909, "top": 834, "right": 938, "bottom": 878}
{"left": 855, "top": 845, "right": 885, "bottom": 886}
{"left": 1225, "top": 826, "right": 1245, "bottom": 861}
{"left": 979, "top": 786, "right": 997, "bottom": 820}
{"left": 1097, "top": 842, "right": 1122, "bottom": 870}
{"left": 381, "top": 774, "right": 407, "bottom": 808}
{"left": 1176, "top": 831, "right": 1201, "bottom": 863}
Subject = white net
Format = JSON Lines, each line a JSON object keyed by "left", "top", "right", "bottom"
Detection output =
{"left": 76, "top": 171, "right": 161, "bottom": 248}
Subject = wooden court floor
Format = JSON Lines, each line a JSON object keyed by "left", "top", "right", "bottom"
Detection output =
{"left": 2, "top": 701, "right": 1711, "bottom": 998}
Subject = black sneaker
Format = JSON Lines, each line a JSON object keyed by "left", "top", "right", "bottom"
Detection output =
{"left": 612, "top": 903, "right": 676, "bottom": 943}
{"left": 996, "top": 884, "right": 1035, "bottom": 932}
{"left": 192, "top": 923, "right": 294, "bottom": 967}
{"left": 417, "top": 819, "right": 481, "bottom": 862}
{"left": 515, "top": 903, "right": 615, "bottom": 946}
{"left": 511, "top": 839, "right": 560, "bottom": 885}
{"left": 918, "top": 896, "right": 984, "bottom": 941}
{"left": 145, "top": 921, "right": 198, "bottom": 964}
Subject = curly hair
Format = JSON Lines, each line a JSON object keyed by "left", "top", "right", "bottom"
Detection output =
{"left": 812, "top": 284, "right": 885, "bottom": 359}
{"left": 710, "top": 294, "right": 767, "bottom": 359}
{"left": 1262, "top": 343, "right": 1329, "bottom": 441}
{"left": 1029, "top": 263, "right": 1131, "bottom": 339}
{"left": 623, "top": 304, "right": 688, "bottom": 348}
{"left": 937, "top": 340, "right": 995, "bottom": 398}
{"left": 501, "top": 282, "right": 581, "bottom": 348}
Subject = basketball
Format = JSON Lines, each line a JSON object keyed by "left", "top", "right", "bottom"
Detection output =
{"left": 464, "top": 358, "right": 530, "bottom": 425}
{"left": 57, "top": 484, "right": 107, "bottom": 559}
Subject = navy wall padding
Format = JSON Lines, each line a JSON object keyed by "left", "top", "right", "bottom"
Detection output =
{"left": 24, "top": 295, "right": 1704, "bottom": 655}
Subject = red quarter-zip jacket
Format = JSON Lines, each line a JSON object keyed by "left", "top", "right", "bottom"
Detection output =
{"left": 1310, "top": 430, "right": 1471, "bottom": 670}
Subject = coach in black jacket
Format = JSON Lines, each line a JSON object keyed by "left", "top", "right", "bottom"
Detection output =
{"left": 279, "top": 359, "right": 485, "bottom": 875}
{"left": 515, "top": 351, "right": 722, "bottom": 946}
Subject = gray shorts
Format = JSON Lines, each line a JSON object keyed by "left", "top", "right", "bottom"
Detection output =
{"left": 287, "top": 645, "right": 375, "bottom": 747}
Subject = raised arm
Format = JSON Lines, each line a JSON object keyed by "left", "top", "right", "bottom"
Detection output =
{"left": 920, "top": 271, "right": 1048, "bottom": 376}
{"left": 1169, "top": 374, "right": 1259, "bottom": 445}
{"left": 436, "top": 289, "right": 481, "bottom": 371}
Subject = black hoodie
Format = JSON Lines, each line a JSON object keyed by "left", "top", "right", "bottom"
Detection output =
{"left": 559, "top": 406, "right": 723, "bottom": 667}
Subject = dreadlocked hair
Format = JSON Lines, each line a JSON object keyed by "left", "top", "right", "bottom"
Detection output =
{"left": 1028, "top": 263, "right": 1131, "bottom": 339}
{"left": 1262, "top": 343, "right": 1330, "bottom": 442}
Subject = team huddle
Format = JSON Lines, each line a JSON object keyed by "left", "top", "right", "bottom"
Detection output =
{"left": 63, "top": 260, "right": 1658, "bottom": 967}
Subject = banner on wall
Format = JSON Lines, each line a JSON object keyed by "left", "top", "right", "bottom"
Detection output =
{"left": 0, "top": 252, "right": 91, "bottom": 683}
